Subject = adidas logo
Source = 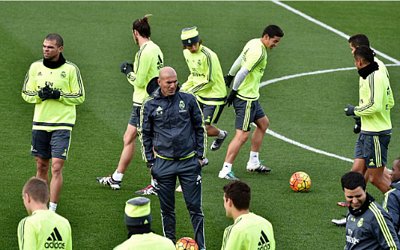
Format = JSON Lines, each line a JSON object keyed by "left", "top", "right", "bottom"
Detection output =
{"left": 257, "top": 230, "right": 270, "bottom": 250}
{"left": 156, "top": 106, "right": 163, "bottom": 115}
{"left": 44, "top": 227, "right": 65, "bottom": 249}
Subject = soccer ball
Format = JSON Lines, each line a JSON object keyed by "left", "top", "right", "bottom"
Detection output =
{"left": 175, "top": 237, "right": 199, "bottom": 250}
{"left": 289, "top": 171, "right": 311, "bottom": 192}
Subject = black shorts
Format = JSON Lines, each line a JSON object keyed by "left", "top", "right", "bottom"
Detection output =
{"left": 31, "top": 130, "right": 71, "bottom": 160}
{"left": 354, "top": 133, "right": 391, "bottom": 168}
{"left": 233, "top": 98, "right": 265, "bottom": 132}
{"left": 199, "top": 103, "right": 225, "bottom": 125}
{"left": 128, "top": 105, "right": 141, "bottom": 127}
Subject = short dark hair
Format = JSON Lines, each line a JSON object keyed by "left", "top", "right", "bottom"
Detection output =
{"left": 133, "top": 15, "right": 151, "bottom": 38}
{"left": 45, "top": 33, "right": 64, "bottom": 47}
{"left": 341, "top": 171, "right": 366, "bottom": 191}
{"left": 262, "top": 25, "right": 284, "bottom": 38}
{"left": 23, "top": 177, "right": 49, "bottom": 204}
{"left": 354, "top": 45, "right": 375, "bottom": 64}
{"left": 348, "top": 34, "right": 370, "bottom": 48}
{"left": 223, "top": 181, "right": 251, "bottom": 210}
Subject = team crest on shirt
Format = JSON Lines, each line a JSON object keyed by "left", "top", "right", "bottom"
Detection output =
{"left": 37, "top": 72, "right": 42, "bottom": 76}
{"left": 60, "top": 71, "right": 66, "bottom": 78}
{"left": 179, "top": 100, "right": 185, "bottom": 110}
{"left": 357, "top": 218, "right": 364, "bottom": 227}
{"left": 197, "top": 59, "right": 201, "bottom": 66}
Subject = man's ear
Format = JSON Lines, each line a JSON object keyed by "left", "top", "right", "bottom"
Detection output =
{"left": 23, "top": 193, "right": 30, "bottom": 203}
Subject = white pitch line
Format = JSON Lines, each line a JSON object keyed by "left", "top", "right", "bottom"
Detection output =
{"left": 271, "top": 0, "right": 400, "bottom": 65}
{"left": 261, "top": 64, "right": 400, "bottom": 87}
{"left": 259, "top": 64, "right": 400, "bottom": 162}
{"left": 266, "top": 129, "right": 354, "bottom": 163}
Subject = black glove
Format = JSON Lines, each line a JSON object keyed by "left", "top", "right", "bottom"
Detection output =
{"left": 226, "top": 90, "right": 237, "bottom": 107}
{"left": 48, "top": 89, "right": 61, "bottom": 99}
{"left": 146, "top": 160, "right": 154, "bottom": 169}
{"left": 353, "top": 116, "right": 361, "bottom": 134}
{"left": 38, "top": 85, "right": 52, "bottom": 101}
{"left": 224, "top": 74, "right": 234, "bottom": 88}
{"left": 344, "top": 104, "right": 355, "bottom": 116}
{"left": 120, "top": 62, "right": 133, "bottom": 75}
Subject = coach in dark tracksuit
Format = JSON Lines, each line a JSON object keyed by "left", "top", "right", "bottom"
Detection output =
{"left": 140, "top": 67, "right": 207, "bottom": 250}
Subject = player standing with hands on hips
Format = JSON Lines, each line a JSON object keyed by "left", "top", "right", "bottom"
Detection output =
{"left": 22, "top": 33, "right": 85, "bottom": 212}
{"left": 219, "top": 25, "right": 284, "bottom": 180}
{"left": 140, "top": 67, "right": 207, "bottom": 250}
{"left": 97, "top": 15, "right": 164, "bottom": 195}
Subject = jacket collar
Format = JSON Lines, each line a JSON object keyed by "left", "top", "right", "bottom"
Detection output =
{"left": 358, "top": 61, "right": 379, "bottom": 80}
{"left": 391, "top": 180, "right": 400, "bottom": 189}
{"left": 348, "top": 193, "right": 374, "bottom": 216}
{"left": 43, "top": 53, "right": 66, "bottom": 69}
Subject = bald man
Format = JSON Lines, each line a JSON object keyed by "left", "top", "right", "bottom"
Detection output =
{"left": 139, "top": 67, "right": 207, "bottom": 249}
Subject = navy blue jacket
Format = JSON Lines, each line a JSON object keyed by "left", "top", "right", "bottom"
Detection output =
{"left": 384, "top": 181, "right": 400, "bottom": 234}
{"left": 140, "top": 88, "right": 206, "bottom": 162}
{"left": 345, "top": 193, "right": 400, "bottom": 249}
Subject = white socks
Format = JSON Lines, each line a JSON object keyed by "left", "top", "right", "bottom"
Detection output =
{"left": 222, "top": 162, "right": 232, "bottom": 172}
{"left": 249, "top": 151, "right": 259, "bottom": 165}
{"left": 112, "top": 171, "right": 124, "bottom": 182}
{"left": 217, "top": 130, "right": 226, "bottom": 139}
{"left": 49, "top": 202, "right": 57, "bottom": 212}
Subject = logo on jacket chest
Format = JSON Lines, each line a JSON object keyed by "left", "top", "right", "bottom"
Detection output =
{"left": 156, "top": 106, "right": 163, "bottom": 116}
{"left": 179, "top": 100, "right": 187, "bottom": 113}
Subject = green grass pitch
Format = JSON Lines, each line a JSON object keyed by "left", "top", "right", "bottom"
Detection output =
{"left": 1, "top": 1, "right": 399, "bottom": 249}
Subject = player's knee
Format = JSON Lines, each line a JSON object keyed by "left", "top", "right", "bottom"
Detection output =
{"left": 36, "top": 159, "right": 49, "bottom": 172}
{"left": 238, "top": 132, "right": 250, "bottom": 144}
{"left": 51, "top": 160, "right": 64, "bottom": 175}
{"left": 256, "top": 117, "right": 269, "bottom": 132}
{"left": 368, "top": 171, "right": 384, "bottom": 185}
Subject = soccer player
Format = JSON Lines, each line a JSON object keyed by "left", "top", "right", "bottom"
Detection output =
{"left": 383, "top": 157, "right": 400, "bottom": 234}
{"left": 221, "top": 180, "right": 275, "bottom": 250}
{"left": 140, "top": 67, "right": 207, "bottom": 250}
{"left": 344, "top": 46, "right": 394, "bottom": 194}
{"left": 21, "top": 33, "right": 85, "bottom": 212}
{"left": 97, "top": 15, "right": 164, "bottom": 195}
{"left": 348, "top": 34, "right": 389, "bottom": 78}
{"left": 18, "top": 177, "right": 72, "bottom": 250}
{"left": 340, "top": 171, "right": 399, "bottom": 249}
{"left": 347, "top": 34, "right": 392, "bottom": 191}
{"left": 218, "top": 25, "right": 284, "bottom": 180}
{"left": 180, "top": 26, "right": 228, "bottom": 151}
{"left": 113, "top": 197, "right": 175, "bottom": 250}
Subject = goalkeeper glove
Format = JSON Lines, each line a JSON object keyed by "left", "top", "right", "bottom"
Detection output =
{"left": 226, "top": 90, "right": 237, "bottom": 107}
{"left": 353, "top": 116, "right": 361, "bottom": 134}
{"left": 224, "top": 74, "right": 234, "bottom": 88}
{"left": 48, "top": 89, "right": 61, "bottom": 99}
{"left": 38, "top": 85, "right": 52, "bottom": 101}
{"left": 344, "top": 104, "right": 355, "bottom": 116}
{"left": 120, "top": 62, "right": 133, "bottom": 75}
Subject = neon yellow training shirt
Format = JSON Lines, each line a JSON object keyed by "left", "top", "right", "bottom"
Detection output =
{"left": 18, "top": 210, "right": 72, "bottom": 250}
{"left": 221, "top": 213, "right": 275, "bottom": 250}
